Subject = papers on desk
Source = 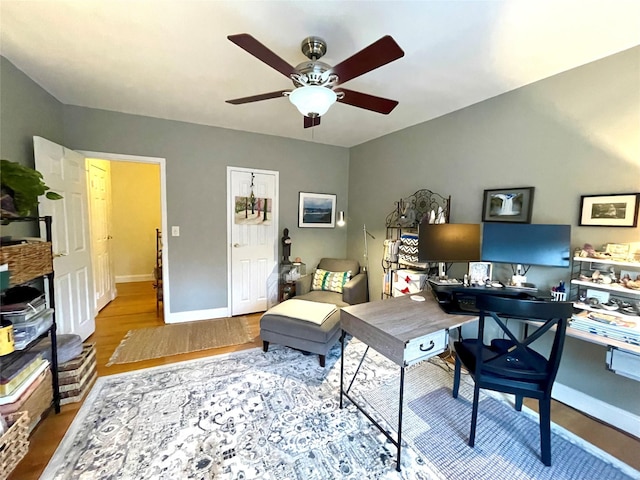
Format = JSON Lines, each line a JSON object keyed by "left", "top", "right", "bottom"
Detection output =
{"left": 570, "top": 310, "right": 640, "bottom": 346}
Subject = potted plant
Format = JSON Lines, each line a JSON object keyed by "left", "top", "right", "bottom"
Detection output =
{"left": 1, "top": 159, "right": 63, "bottom": 217}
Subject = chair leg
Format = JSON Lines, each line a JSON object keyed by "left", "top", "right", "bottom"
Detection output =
{"left": 539, "top": 399, "right": 552, "bottom": 466}
{"left": 262, "top": 341, "right": 269, "bottom": 352}
{"left": 319, "top": 355, "right": 326, "bottom": 368}
{"left": 452, "top": 355, "right": 461, "bottom": 398}
{"left": 469, "top": 384, "right": 480, "bottom": 447}
{"left": 515, "top": 394, "right": 523, "bottom": 411}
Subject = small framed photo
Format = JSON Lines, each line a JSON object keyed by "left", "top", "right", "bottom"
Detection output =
{"left": 579, "top": 193, "right": 640, "bottom": 227}
{"left": 482, "top": 187, "right": 534, "bottom": 223}
{"left": 468, "top": 261, "right": 492, "bottom": 285}
{"left": 298, "top": 192, "right": 336, "bottom": 228}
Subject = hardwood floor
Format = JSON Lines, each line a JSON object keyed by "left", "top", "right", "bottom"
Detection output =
{"left": 9, "top": 282, "right": 640, "bottom": 479}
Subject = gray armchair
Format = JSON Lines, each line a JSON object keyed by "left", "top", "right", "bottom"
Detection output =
{"left": 295, "top": 258, "right": 368, "bottom": 307}
{"left": 260, "top": 258, "right": 368, "bottom": 367}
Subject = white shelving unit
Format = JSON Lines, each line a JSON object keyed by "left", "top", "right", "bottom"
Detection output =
{"left": 569, "top": 255, "right": 640, "bottom": 358}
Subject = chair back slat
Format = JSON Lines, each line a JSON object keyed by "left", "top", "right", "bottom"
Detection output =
{"left": 473, "top": 295, "right": 572, "bottom": 394}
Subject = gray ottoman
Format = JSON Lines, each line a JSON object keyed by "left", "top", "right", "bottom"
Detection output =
{"left": 260, "top": 299, "right": 341, "bottom": 367}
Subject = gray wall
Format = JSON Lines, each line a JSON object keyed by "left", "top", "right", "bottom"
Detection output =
{"left": 61, "top": 108, "right": 350, "bottom": 312}
{"left": 0, "top": 56, "right": 64, "bottom": 237}
{"left": 0, "top": 56, "right": 350, "bottom": 313}
{"left": 348, "top": 46, "right": 640, "bottom": 415}
{"left": 2, "top": 47, "right": 639, "bottom": 417}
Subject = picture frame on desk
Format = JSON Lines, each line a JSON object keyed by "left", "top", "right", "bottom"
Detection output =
{"left": 468, "top": 261, "right": 492, "bottom": 285}
{"left": 298, "top": 192, "right": 336, "bottom": 228}
{"left": 482, "top": 187, "right": 534, "bottom": 223}
{"left": 578, "top": 193, "right": 640, "bottom": 227}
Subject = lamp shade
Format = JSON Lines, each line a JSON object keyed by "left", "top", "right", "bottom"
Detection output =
{"left": 289, "top": 85, "right": 337, "bottom": 117}
{"left": 337, "top": 211, "right": 345, "bottom": 226}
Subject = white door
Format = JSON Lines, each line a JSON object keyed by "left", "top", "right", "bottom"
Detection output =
{"left": 34, "top": 136, "right": 96, "bottom": 341}
{"left": 88, "top": 159, "right": 115, "bottom": 311}
{"left": 228, "top": 167, "right": 278, "bottom": 316}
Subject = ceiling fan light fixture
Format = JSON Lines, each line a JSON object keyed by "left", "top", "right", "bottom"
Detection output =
{"left": 288, "top": 85, "right": 337, "bottom": 117}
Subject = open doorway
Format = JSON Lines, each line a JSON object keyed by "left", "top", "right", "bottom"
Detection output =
{"left": 81, "top": 151, "right": 167, "bottom": 319}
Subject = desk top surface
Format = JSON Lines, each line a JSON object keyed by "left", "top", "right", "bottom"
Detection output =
{"left": 341, "top": 292, "right": 474, "bottom": 344}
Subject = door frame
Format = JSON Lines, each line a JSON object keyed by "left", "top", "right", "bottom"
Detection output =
{"left": 226, "top": 166, "right": 279, "bottom": 316}
{"left": 79, "top": 150, "right": 169, "bottom": 320}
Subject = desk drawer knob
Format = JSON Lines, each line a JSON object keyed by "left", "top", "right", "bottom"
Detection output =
{"left": 419, "top": 340, "right": 435, "bottom": 352}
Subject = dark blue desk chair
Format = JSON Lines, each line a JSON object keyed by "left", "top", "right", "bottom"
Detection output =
{"left": 452, "top": 295, "right": 574, "bottom": 466}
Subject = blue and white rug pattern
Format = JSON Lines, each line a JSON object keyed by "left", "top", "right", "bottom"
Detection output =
{"left": 41, "top": 339, "right": 638, "bottom": 480}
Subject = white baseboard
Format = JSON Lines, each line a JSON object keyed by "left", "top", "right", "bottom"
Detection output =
{"left": 115, "top": 274, "right": 154, "bottom": 283}
{"left": 553, "top": 382, "right": 640, "bottom": 438}
{"left": 165, "top": 307, "right": 229, "bottom": 324}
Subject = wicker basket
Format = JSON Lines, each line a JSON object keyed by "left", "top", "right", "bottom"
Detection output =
{"left": 0, "top": 411, "right": 30, "bottom": 479}
{"left": 0, "top": 242, "right": 53, "bottom": 286}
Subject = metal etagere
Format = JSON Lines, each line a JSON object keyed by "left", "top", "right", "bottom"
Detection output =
{"left": 382, "top": 189, "right": 451, "bottom": 298}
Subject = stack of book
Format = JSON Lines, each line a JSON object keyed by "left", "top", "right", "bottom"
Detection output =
{"left": 0, "top": 352, "right": 52, "bottom": 432}
{"left": 570, "top": 310, "right": 640, "bottom": 346}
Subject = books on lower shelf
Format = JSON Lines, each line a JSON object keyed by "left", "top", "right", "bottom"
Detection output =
{"left": 570, "top": 310, "right": 640, "bottom": 346}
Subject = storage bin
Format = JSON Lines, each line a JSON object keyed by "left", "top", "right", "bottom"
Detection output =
{"left": 0, "top": 411, "right": 30, "bottom": 479}
{"left": 1, "top": 293, "right": 47, "bottom": 324}
{"left": 13, "top": 309, "right": 53, "bottom": 350}
{"left": 0, "top": 241, "right": 53, "bottom": 286}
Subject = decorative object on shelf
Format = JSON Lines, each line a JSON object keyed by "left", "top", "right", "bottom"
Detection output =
{"left": 0, "top": 160, "right": 62, "bottom": 218}
{"left": 578, "top": 193, "right": 640, "bottom": 227}
{"left": 481, "top": 186, "right": 534, "bottom": 223}
{"left": 298, "top": 192, "right": 336, "bottom": 228}
{"left": 281, "top": 228, "right": 292, "bottom": 264}
{"left": 385, "top": 189, "right": 450, "bottom": 229}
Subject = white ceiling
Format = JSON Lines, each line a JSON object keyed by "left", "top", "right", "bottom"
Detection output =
{"left": 1, "top": 1, "right": 639, "bottom": 148}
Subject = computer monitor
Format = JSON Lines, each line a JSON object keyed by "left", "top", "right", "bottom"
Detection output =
{"left": 418, "top": 223, "right": 482, "bottom": 263}
{"left": 481, "top": 223, "right": 571, "bottom": 267}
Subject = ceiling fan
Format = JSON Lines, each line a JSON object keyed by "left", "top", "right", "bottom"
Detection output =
{"left": 226, "top": 34, "right": 405, "bottom": 128}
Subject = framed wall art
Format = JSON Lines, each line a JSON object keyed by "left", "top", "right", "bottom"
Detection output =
{"left": 298, "top": 192, "right": 336, "bottom": 228}
{"left": 579, "top": 193, "right": 640, "bottom": 227}
{"left": 482, "top": 187, "right": 534, "bottom": 223}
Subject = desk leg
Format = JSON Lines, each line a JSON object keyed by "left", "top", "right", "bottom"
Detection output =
{"left": 396, "top": 365, "right": 405, "bottom": 472}
{"left": 340, "top": 329, "right": 345, "bottom": 409}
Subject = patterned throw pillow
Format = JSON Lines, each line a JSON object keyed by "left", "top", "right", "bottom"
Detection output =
{"left": 311, "top": 268, "right": 352, "bottom": 294}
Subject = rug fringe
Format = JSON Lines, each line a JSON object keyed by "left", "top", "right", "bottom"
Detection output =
{"left": 106, "top": 329, "right": 134, "bottom": 366}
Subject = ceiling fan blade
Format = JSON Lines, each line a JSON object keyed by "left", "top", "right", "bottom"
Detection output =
{"left": 228, "top": 34, "right": 296, "bottom": 78}
{"left": 304, "top": 116, "right": 321, "bottom": 128}
{"left": 226, "top": 90, "right": 289, "bottom": 105}
{"left": 331, "top": 36, "right": 404, "bottom": 85}
{"left": 336, "top": 88, "right": 399, "bottom": 114}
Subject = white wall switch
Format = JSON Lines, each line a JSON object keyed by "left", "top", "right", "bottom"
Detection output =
{"left": 171, "top": 226, "right": 180, "bottom": 237}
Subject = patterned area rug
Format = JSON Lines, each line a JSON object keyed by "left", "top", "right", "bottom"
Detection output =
{"left": 366, "top": 360, "right": 640, "bottom": 480}
{"left": 42, "top": 340, "right": 638, "bottom": 480}
{"left": 106, "top": 317, "right": 253, "bottom": 365}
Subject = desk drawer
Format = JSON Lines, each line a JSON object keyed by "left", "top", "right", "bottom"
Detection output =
{"left": 404, "top": 329, "right": 447, "bottom": 366}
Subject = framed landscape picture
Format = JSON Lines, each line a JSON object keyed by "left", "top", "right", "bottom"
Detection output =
{"left": 298, "top": 192, "right": 336, "bottom": 228}
{"left": 579, "top": 193, "right": 640, "bottom": 227}
{"left": 482, "top": 187, "right": 534, "bottom": 223}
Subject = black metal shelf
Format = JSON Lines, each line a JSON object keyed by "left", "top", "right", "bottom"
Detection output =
{"left": 0, "top": 215, "right": 60, "bottom": 414}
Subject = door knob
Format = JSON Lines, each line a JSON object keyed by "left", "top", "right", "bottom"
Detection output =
{"left": 53, "top": 252, "right": 67, "bottom": 258}
{"left": 233, "top": 243, "right": 241, "bottom": 248}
